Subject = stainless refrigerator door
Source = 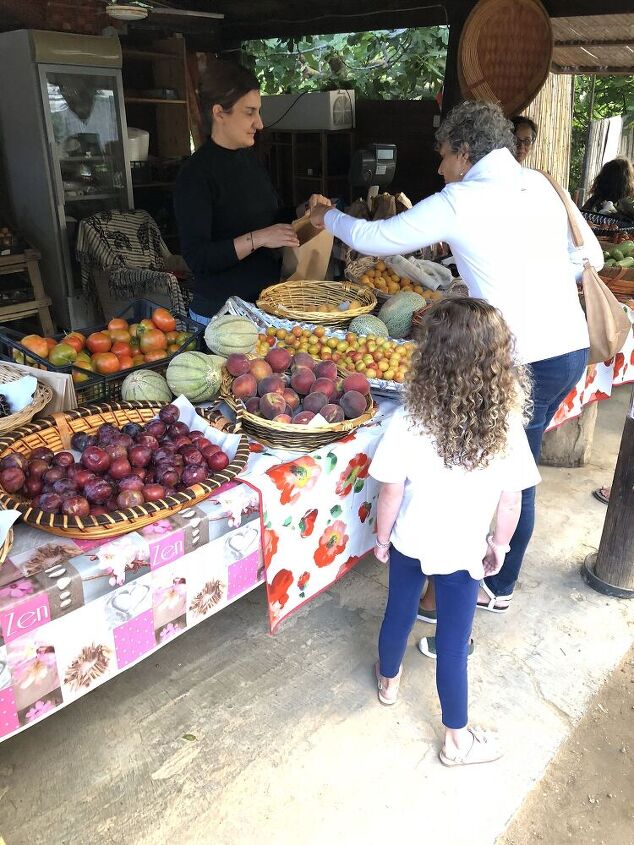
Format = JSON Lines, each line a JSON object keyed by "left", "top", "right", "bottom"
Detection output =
{"left": 38, "top": 64, "right": 133, "bottom": 325}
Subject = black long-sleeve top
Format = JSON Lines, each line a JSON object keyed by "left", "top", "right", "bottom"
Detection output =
{"left": 174, "top": 138, "right": 292, "bottom": 317}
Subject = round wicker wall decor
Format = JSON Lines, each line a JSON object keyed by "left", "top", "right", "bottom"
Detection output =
{"left": 458, "top": 0, "right": 553, "bottom": 117}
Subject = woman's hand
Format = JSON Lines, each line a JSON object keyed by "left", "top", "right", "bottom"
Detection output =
{"left": 308, "top": 194, "right": 331, "bottom": 210}
{"left": 254, "top": 224, "right": 299, "bottom": 249}
{"left": 310, "top": 204, "right": 331, "bottom": 231}
{"left": 482, "top": 544, "right": 506, "bottom": 576}
{"left": 374, "top": 541, "right": 390, "bottom": 564}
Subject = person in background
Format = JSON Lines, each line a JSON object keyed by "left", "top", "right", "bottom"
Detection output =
{"left": 582, "top": 157, "right": 634, "bottom": 216}
{"left": 511, "top": 115, "right": 538, "bottom": 165}
{"left": 174, "top": 61, "right": 328, "bottom": 323}
{"left": 310, "top": 99, "right": 602, "bottom": 621}
{"left": 370, "top": 298, "right": 539, "bottom": 766}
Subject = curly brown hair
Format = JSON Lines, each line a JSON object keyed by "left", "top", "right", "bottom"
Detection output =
{"left": 406, "top": 298, "right": 531, "bottom": 470}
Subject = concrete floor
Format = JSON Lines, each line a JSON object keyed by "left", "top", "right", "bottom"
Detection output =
{"left": 1, "top": 387, "right": 632, "bottom": 845}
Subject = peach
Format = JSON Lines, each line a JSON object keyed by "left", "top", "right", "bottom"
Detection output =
{"left": 292, "top": 410, "right": 316, "bottom": 425}
{"left": 290, "top": 368, "right": 316, "bottom": 396}
{"left": 312, "top": 377, "right": 336, "bottom": 401}
{"left": 226, "top": 353, "right": 251, "bottom": 377}
{"left": 340, "top": 389, "right": 367, "bottom": 419}
{"left": 319, "top": 403, "right": 345, "bottom": 423}
{"left": 231, "top": 373, "right": 257, "bottom": 400}
{"left": 260, "top": 393, "right": 287, "bottom": 420}
{"left": 283, "top": 388, "right": 300, "bottom": 411}
{"left": 303, "top": 391, "right": 328, "bottom": 414}
{"left": 315, "top": 360, "right": 337, "bottom": 381}
{"left": 342, "top": 373, "right": 370, "bottom": 396}
{"left": 249, "top": 358, "right": 273, "bottom": 381}
{"left": 245, "top": 397, "right": 261, "bottom": 415}
{"left": 257, "top": 375, "right": 285, "bottom": 397}
{"left": 273, "top": 413, "right": 292, "bottom": 424}
{"left": 265, "top": 347, "right": 292, "bottom": 373}
{"left": 333, "top": 377, "right": 345, "bottom": 399}
{"left": 293, "top": 351, "right": 315, "bottom": 370}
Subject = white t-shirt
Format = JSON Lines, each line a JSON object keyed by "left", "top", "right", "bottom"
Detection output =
{"left": 325, "top": 148, "right": 603, "bottom": 364}
{"left": 369, "top": 407, "right": 541, "bottom": 580}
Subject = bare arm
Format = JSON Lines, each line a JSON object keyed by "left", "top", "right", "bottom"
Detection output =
{"left": 374, "top": 481, "right": 405, "bottom": 563}
{"left": 483, "top": 490, "right": 522, "bottom": 576}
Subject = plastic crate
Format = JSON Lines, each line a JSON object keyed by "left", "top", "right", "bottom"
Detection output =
{"left": 0, "top": 298, "right": 203, "bottom": 405}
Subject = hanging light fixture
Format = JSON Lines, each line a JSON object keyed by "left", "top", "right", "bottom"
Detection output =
{"left": 105, "top": 3, "right": 149, "bottom": 21}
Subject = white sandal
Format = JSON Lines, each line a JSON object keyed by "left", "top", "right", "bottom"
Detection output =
{"left": 439, "top": 727, "right": 503, "bottom": 767}
{"left": 477, "top": 581, "right": 513, "bottom": 614}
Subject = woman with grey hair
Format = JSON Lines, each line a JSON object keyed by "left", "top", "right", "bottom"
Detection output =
{"left": 311, "top": 99, "right": 602, "bottom": 629}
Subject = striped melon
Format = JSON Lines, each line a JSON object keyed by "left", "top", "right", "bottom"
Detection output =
{"left": 205, "top": 315, "right": 258, "bottom": 357}
{"left": 349, "top": 315, "right": 389, "bottom": 338}
{"left": 121, "top": 370, "right": 172, "bottom": 404}
{"left": 378, "top": 291, "right": 425, "bottom": 338}
{"left": 166, "top": 351, "right": 222, "bottom": 402}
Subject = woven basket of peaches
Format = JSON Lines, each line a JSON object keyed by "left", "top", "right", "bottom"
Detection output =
{"left": 220, "top": 347, "right": 377, "bottom": 452}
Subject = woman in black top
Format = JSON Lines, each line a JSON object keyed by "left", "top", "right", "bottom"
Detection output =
{"left": 174, "top": 62, "right": 327, "bottom": 321}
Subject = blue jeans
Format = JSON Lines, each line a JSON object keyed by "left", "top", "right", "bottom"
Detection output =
{"left": 485, "top": 347, "right": 589, "bottom": 597}
{"left": 378, "top": 547, "right": 479, "bottom": 729}
{"left": 189, "top": 309, "right": 212, "bottom": 327}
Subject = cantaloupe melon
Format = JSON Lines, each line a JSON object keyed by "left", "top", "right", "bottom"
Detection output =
{"left": 349, "top": 315, "right": 389, "bottom": 337}
{"left": 121, "top": 370, "right": 172, "bottom": 404}
{"left": 378, "top": 291, "right": 425, "bottom": 338}
{"left": 205, "top": 315, "right": 258, "bottom": 357}
{"left": 166, "top": 351, "right": 222, "bottom": 403}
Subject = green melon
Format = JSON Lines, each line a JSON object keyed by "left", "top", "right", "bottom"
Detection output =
{"left": 205, "top": 315, "right": 258, "bottom": 357}
{"left": 349, "top": 315, "right": 389, "bottom": 338}
{"left": 166, "top": 351, "right": 222, "bottom": 403}
{"left": 377, "top": 291, "right": 425, "bottom": 338}
{"left": 121, "top": 370, "right": 172, "bottom": 404}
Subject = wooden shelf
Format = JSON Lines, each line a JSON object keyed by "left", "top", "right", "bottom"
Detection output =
{"left": 123, "top": 48, "right": 178, "bottom": 62}
{"left": 125, "top": 97, "right": 187, "bottom": 105}
{"left": 64, "top": 192, "right": 120, "bottom": 202}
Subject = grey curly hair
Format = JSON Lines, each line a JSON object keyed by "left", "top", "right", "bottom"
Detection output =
{"left": 436, "top": 101, "right": 516, "bottom": 165}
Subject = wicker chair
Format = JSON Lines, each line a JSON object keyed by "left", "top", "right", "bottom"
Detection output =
{"left": 76, "top": 209, "right": 193, "bottom": 319}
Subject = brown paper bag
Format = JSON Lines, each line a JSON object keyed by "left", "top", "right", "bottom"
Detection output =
{"left": 281, "top": 215, "right": 334, "bottom": 281}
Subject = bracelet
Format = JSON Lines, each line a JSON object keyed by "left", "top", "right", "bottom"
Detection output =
{"left": 375, "top": 539, "right": 391, "bottom": 549}
{"left": 486, "top": 533, "right": 511, "bottom": 554}
{"left": 248, "top": 232, "right": 255, "bottom": 253}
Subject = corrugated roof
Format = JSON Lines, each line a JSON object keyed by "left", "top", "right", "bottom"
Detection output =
{"left": 552, "top": 14, "right": 634, "bottom": 73}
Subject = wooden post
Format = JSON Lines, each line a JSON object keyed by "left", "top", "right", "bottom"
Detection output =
{"left": 583, "top": 385, "right": 634, "bottom": 596}
{"left": 441, "top": 2, "right": 472, "bottom": 116}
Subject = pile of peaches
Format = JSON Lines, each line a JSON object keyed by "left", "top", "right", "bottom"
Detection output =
{"left": 226, "top": 347, "right": 371, "bottom": 426}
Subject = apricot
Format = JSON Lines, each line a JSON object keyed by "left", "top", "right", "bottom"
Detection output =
{"left": 232, "top": 373, "right": 257, "bottom": 400}
{"left": 340, "top": 390, "right": 367, "bottom": 419}
{"left": 342, "top": 373, "right": 371, "bottom": 396}
{"left": 260, "top": 393, "right": 287, "bottom": 420}
{"left": 265, "top": 347, "right": 292, "bottom": 373}
{"left": 226, "top": 353, "right": 251, "bottom": 377}
{"left": 303, "top": 391, "right": 328, "bottom": 414}
{"left": 257, "top": 375, "right": 285, "bottom": 397}
{"left": 290, "top": 368, "right": 316, "bottom": 396}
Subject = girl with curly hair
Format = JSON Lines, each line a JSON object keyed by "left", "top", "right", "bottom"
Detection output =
{"left": 582, "top": 158, "right": 634, "bottom": 215}
{"left": 312, "top": 99, "right": 602, "bottom": 618}
{"left": 368, "top": 298, "right": 540, "bottom": 766}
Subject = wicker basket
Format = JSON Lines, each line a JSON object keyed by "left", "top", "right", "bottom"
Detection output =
{"left": 458, "top": 0, "right": 552, "bottom": 116}
{"left": 257, "top": 281, "right": 376, "bottom": 327}
{"left": 344, "top": 256, "right": 390, "bottom": 304}
{"left": 221, "top": 369, "right": 376, "bottom": 452}
{"left": 0, "top": 526, "right": 13, "bottom": 567}
{"left": 410, "top": 280, "right": 470, "bottom": 332}
{"left": 0, "top": 364, "right": 53, "bottom": 434}
{"left": 0, "top": 401, "right": 250, "bottom": 539}
{"left": 599, "top": 266, "right": 634, "bottom": 301}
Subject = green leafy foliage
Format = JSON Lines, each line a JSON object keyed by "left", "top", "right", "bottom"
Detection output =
{"left": 570, "top": 75, "right": 634, "bottom": 194}
{"left": 243, "top": 28, "right": 449, "bottom": 101}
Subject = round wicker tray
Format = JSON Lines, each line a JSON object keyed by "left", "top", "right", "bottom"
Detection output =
{"left": 344, "top": 256, "right": 390, "bottom": 303}
{"left": 458, "top": 0, "right": 552, "bottom": 116}
{"left": 221, "top": 369, "right": 376, "bottom": 452}
{"left": 0, "top": 401, "right": 250, "bottom": 539}
{"left": 0, "top": 363, "right": 53, "bottom": 434}
{"left": 257, "top": 280, "right": 376, "bottom": 327}
{"left": 0, "top": 526, "right": 13, "bottom": 567}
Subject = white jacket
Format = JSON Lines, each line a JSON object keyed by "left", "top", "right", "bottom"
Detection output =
{"left": 326, "top": 149, "right": 602, "bottom": 363}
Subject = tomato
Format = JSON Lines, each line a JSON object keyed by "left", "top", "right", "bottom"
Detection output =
{"left": 72, "top": 369, "right": 91, "bottom": 384}
{"left": 44, "top": 337, "right": 57, "bottom": 352}
{"left": 140, "top": 329, "right": 167, "bottom": 354}
{"left": 108, "top": 318, "right": 128, "bottom": 332}
{"left": 143, "top": 350, "right": 166, "bottom": 363}
{"left": 175, "top": 331, "right": 196, "bottom": 351}
{"left": 62, "top": 333, "right": 84, "bottom": 353}
{"left": 118, "top": 355, "right": 134, "bottom": 370}
{"left": 92, "top": 352, "right": 120, "bottom": 374}
{"left": 151, "top": 307, "right": 176, "bottom": 333}
{"left": 75, "top": 352, "right": 93, "bottom": 370}
{"left": 21, "top": 334, "right": 49, "bottom": 359}
{"left": 129, "top": 335, "right": 140, "bottom": 350}
{"left": 132, "top": 353, "right": 145, "bottom": 366}
{"left": 111, "top": 341, "right": 132, "bottom": 358}
{"left": 48, "top": 343, "right": 78, "bottom": 366}
{"left": 109, "top": 328, "right": 131, "bottom": 344}
{"left": 137, "top": 319, "right": 155, "bottom": 335}
{"left": 165, "top": 331, "right": 179, "bottom": 344}
{"left": 86, "top": 332, "right": 112, "bottom": 354}
{"left": 167, "top": 343, "right": 181, "bottom": 354}
{"left": 128, "top": 323, "right": 141, "bottom": 339}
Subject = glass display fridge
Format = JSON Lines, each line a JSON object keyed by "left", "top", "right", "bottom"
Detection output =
{"left": 0, "top": 30, "right": 133, "bottom": 328}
